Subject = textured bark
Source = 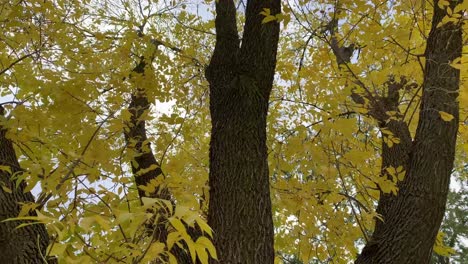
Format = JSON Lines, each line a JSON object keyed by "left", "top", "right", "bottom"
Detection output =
{"left": 328, "top": 11, "right": 415, "bottom": 236}
{"left": 356, "top": 1, "right": 463, "bottom": 263}
{"left": 205, "top": 0, "right": 280, "bottom": 263}
{"left": 125, "top": 60, "right": 171, "bottom": 201}
{"left": 0, "top": 106, "right": 55, "bottom": 263}
{"left": 371, "top": 79, "right": 414, "bottom": 232}
{"left": 125, "top": 59, "right": 201, "bottom": 263}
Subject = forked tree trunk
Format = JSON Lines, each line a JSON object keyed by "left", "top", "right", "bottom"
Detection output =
{"left": 356, "top": 1, "right": 463, "bottom": 263}
{"left": 205, "top": 0, "right": 280, "bottom": 263}
{"left": 0, "top": 106, "right": 54, "bottom": 263}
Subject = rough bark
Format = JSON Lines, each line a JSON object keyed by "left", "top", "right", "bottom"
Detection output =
{"left": 372, "top": 80, "right": 414, "bottom": 232}
{"left": 0, "top": 106, "right": 55, "bottom": 263}
{"left": 125, "top": 59, "right": 171, "bottom": 201}
{"left": 205, "top": 0, "right": 281, "bottom": 263}
{"left": 356, "top": 1, "right": 463, "bottom": 263}
{"left": 125, "top": 58, "right": 201, "bottom": 263}
{"left": 328, "top": 8, "right": 415, "bottom": 238}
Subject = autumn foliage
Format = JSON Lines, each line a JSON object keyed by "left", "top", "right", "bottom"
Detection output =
{"left": 0, "top": 0, "right": 467, "bottom": 263}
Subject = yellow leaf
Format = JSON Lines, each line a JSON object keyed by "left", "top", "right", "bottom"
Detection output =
{"left": 168, "top": 253, "right": 177, "bottom": 264}
{"left": 18, "top": 202, "right": 40, "bottom": 217}
{"left": 0, "top": 165, "right": 12, "bottom": 174}
{"left": 259, "top": 8, "right": 271, "bottom": 16}
{"left": 385, "top": 166, "right": 397, "bottom": 176}
{"left": 174, "top": 205, "right": 190, "bottom": 219}
{"left": 262, "top": 16, "right": 277, "bottom": 24}
{"left": 196, "top": 236, "right": 217, "bottom": 260}
{"left": 94, "top": 215, "right": 111, "bottom": 230}
{"left": 195, "top": 243, "right": 209, "bottom": 264}
{"left": 397, "top": 171, "right": 406, "bottom": 182}
{"left": 396, "top": 166, "right": 404, "bottom": 173}
{"left": 438, "top": 0, "right": 450, "bottom": 9}
{"left": 260, "top": 8, "right": 276, "bottom": 24}
{"left": 169, "top": 218, "right": 187, "bottom": 234}
{"left": 145, "top": 242, "right": 165, "bottom": 259}
{"left": 80, "top": 217, "right": 95, "bottom": 232}
{"left": 433, "top": 231, "right": 456, "bottom": 256}
{"left": 116, "top": 212, "right": 132, "bottom": 224}
{"left": 383, "top": 137, "right": 393, "bottom": 148}
{"left": 1, "top": 183, "right": 12, "bottom": 194}
{"left": 167, "top": 232, "right": 181, "bottom": 250}
{"left": 48, "top": 243, "right": 67, "bottom": 256}
{"left": 195, "top": 217, "right": 213, "bottom": 238}
{"left": 450, "top": 57, "right": 464, "bottom": 69}
{"left": 185, "top": 238, "right": 197, "bottom": 263}
{"left": 450, "top": 63, "right": 464, "bottom": 70}
{"left": 439, "top": 111, "right": 454, "bottom": 122}
{"left": 453, "top": 2, "right": 468, "bottom": 14}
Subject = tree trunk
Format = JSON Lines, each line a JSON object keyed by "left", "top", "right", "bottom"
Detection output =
{"left": 125, "top": 56, "right": 203, "bottom": 263}
{"left": 205, "top": 0, "right": 280, "bottom": 263}
{"left": 356, "top": 1, "right": 463, "bottom": 263}
{"left": 0, "top": 106, "right": 54, "bottom": 263}
{"left": 125, "top": 59, "right": 171, "bottom": 202}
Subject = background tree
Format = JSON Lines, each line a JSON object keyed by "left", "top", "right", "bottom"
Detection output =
{"left": 432, "top": 179, "right": 468, "bottom": 264}
{"left": 1, "top": 0, "right": 215, "bottom": 262}
{"left": 0, "top": 1, "right": 64, "bottom": 262}
{"left": 0, "top": 106, "right": 55, "bottom": 263}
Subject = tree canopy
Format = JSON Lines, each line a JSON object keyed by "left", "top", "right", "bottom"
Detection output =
{"left": 0, "top": 0, "right": 467, "bottom": 263}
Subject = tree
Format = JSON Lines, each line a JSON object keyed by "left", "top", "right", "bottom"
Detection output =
{"left": 0, "top": 1, "right": 59, "bottom": 262}
{"left": 0, "top": 105, "right": 55, "bottom": 263}
{"left": 270, "top": 0, "right": 467, "bottom": 262}
{"left": 0, "top": 0, "right": 466, "bottom": 263}
{"left": 1, "top": 0, "right": 215, "bottom": 262}
{"left": 432, "top": 179, "right": 468, "bottom": 264}
{"left": 281, "top": 0, "right": 464, "bottom": 262}
{"left": 355, "top": 1, "right": 463, "bottom": 262}
{"left": 205, "top": 0, "right": 281, "bottom": 262}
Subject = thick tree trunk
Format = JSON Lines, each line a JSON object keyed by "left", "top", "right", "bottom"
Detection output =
{"left": 205, "top": 1, "right": 280, "bottom": 263}
{"left": 356, "top": 1, "right": 463, "bottom": 263}
{"left": 0, "top": 106, "right": 54, "bottom": 263}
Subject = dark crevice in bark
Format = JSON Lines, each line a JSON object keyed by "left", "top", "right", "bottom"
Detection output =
{"left": 0, "top": 106, "right": 56, "bottom": 264}
{"left": 205, "top": 0, "right": 281, "bottom": 263}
